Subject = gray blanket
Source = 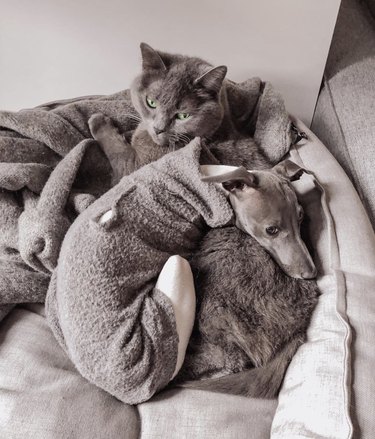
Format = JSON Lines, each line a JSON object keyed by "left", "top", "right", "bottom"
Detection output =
{"left": 0, "top": 90, "right": 139, "bottom": 319}
{"left": 0, "top": 78, "right": 291, "bottom": 321}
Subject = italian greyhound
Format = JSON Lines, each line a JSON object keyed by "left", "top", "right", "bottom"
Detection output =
{"left": 201, "top": 161, "right": 317, "bottom": 279}
{"left": 177, "top": 159, "right": 318, "bottom": 398}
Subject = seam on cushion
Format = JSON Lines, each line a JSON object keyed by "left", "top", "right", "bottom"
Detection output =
{"left": 333, "top": 268, "right": 354, "bottom": 439}
{"left": 311, "top": 160, "right": 353, "bottom": 439}
{"left": 290, "top": 141, "right": 354, "bottom": 439}
{"left": 323, "top": 76, "right": 367, "bottom": 206}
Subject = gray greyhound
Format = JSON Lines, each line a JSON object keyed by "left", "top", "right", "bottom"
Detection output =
{"left": 176, "top": 162, "right": 319, "bottom": 397}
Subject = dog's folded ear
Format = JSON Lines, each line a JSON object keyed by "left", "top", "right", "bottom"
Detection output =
{"left": 201, "top": 166, "right": 257, "bottom": 192}
{"left": 272, "top": 160, "right": 305, "bottom": 182}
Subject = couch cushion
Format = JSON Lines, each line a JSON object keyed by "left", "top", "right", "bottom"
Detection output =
{"left": 271, "top": 118, "right": 375, "bottom": 438}
{"left": 0, "top": 305, "right": 139, "bottom": 439}
{"left": 0, "top": 304, "right": 278, "bottom": 439}
{"left": 312, "top": 0, "right": 375, "bottom": 229}
{"left": 139, "top": 388, "right": 277, "bottom": 439}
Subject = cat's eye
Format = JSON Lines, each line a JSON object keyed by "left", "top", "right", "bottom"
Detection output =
{"left": 176, "top": 112, "right": 190, "bottom": 120}
{"left": 266, "top": 226, "right": 279, "bottom": 236}
{"left": 146, "top": 97, "right": 157, "bottom": 108}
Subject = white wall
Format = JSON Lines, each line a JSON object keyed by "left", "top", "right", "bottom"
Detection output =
{"left": 0, "top": 0, "right": 341, "bottom": 125}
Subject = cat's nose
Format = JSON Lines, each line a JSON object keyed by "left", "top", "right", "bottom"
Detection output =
{"left": 154, "top": 127, "right": 165, "bottom": 135}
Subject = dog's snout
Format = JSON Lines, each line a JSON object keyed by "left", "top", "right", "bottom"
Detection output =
{"left": 301, "top": 267, "right": 317, "bottom": 279}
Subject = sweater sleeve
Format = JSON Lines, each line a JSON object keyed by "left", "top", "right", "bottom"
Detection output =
{"left": 46, "top": 201, "right": 179, "bottom": 405}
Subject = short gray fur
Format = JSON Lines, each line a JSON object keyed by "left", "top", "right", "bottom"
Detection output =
{"left": 170, "top": 140, "right": 319, "bottom": 399}
{"left": 130, "top": 43, "right": 237, "bottom": 147}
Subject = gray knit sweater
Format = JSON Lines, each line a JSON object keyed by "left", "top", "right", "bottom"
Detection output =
{"left": 46, "top": 138, "right": 233, "bottom": 404}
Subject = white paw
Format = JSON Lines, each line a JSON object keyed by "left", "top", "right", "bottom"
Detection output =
{"left": 99, "top": 209, "right": 113, "bottom": 224}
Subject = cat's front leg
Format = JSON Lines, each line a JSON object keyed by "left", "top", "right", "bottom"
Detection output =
{"left": 88, "top": 113, "right": 135, "bottom": 184}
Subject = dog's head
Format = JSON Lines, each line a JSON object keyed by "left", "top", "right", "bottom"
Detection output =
{"left": 201, "top": 160, "right": 317, "bottom": 279}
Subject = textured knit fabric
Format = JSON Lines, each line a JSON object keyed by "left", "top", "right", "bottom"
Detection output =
{"left": 45, "top": 139, "right": 234, "bottom": 404}
{"left": 0, "top": 79, "right": 291, "bottom": 321}
{"left": 0, "top": 304, "right": 277, "bottom": 439}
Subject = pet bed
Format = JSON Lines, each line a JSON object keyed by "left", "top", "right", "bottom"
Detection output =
{"left": 0, "top": 87, "right": 374, "bottom": 437}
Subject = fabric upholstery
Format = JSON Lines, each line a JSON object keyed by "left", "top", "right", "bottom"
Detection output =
{"left": 271, "top": 118, "right": 375, "bottom": 439}
{"left": 0, "top": 305, "right": 277, "bottom": 438}
{"left": 138, "top": 389, "right": 277, "bottom": 439}
{"left": 311, "top": 0, "right": 375, "bottom": 229}
{"left": 0, "top": 305, "right": 140, "bottom": 439}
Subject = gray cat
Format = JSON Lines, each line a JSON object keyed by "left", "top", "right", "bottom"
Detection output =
{"left": 89, "top": 42, "right": 237, "bottom": 184}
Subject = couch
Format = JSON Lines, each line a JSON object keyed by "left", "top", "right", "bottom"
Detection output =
{"left": 1, "top": 0, "right": 375, "bottom": 437}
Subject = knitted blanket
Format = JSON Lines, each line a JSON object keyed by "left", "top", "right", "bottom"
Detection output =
{"left": 0, "top": 78, "right": 291, "bottom": 321}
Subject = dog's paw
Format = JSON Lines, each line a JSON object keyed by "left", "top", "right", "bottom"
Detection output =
{"left": 88, "top": 113, "right": 115, "bottom": 139}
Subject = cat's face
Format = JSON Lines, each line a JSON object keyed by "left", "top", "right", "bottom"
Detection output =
{"left": 130, "top": 43, "right": 227, "bottom": 147}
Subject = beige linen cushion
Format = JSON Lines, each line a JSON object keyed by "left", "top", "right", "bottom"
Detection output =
{"left": 271, "top": 118, "right": 375, "bottom": 438}
{"left": 0, "top": 305, "right": 139, "bottom": 439}
{"left": 139, "top": 389, "right": 277, "bottom": 439}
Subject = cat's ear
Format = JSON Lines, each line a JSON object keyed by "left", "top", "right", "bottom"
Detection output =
{"left": 140, "top": 42, "right": 167, "bottom": 72}
{"left": 195, "top": 65, "right": 227, "bottom": 93}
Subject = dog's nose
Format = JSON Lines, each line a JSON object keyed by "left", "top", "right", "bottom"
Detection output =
{"left": 154, "top": 127, "right": 165, "bottom": 135}
{"left": 301, "top": 267, "right": 317, "bottom": 279}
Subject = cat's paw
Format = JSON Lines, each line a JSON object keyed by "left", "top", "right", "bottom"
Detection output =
{"left": 88, "top": 113, "right": 116, "bottom": 140}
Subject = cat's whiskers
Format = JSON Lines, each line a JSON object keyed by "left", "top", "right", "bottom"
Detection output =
{"left": 181, "top": 132, "right": 191, "bottom": 141}
{"left": 169, "top": 134, "right": 179, "bottom": 151}
{"left": 177, "top": 133, "right": 191, "bottom": 146}
{"left": 123, "top": 113, "right": 142, "bottom": 124}
{"left": 129, "top": 116, "right": 142, "bottom": 123}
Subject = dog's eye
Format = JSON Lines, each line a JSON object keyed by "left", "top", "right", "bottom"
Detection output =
{"left": 222, "top": 181, "right": 245, "bottom": 191}
{"left": 266, "top": 226, "right": 279, "bottom": 236}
